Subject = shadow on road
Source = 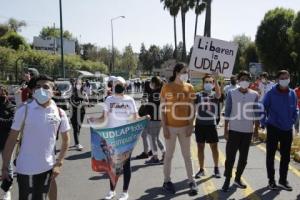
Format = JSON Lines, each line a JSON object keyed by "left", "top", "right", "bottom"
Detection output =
{"left": 65, "top": 151, "right": 91, "bottom": 160}
{"left": 193, "top": 185, "right": 237, "bottom": 200}
{"left": 89, "top": 173, "right": 109, "bottom": 181}
{"left": 240, "top": 186, "right": 280, "bottom": 200}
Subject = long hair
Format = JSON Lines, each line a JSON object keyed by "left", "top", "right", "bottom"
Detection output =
{"left": 169, "top": 63, "right": 186, "bottom": 82}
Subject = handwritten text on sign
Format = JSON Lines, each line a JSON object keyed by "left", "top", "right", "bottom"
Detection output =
{"left": 189, "top": 36, "right": 238, "bottom": 77}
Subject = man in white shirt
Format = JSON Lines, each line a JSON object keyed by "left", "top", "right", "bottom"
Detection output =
{"left": 2, "top": 75, "right": 70, "bottom": 200}
{"left": 258, "top": 72, "right": 274, "bottom": 102}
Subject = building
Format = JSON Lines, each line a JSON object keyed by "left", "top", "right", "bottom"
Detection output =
{"left": 32, "top": 36, "right": 75, "bottom": 55}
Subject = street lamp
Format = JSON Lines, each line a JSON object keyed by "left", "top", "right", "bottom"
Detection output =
{"left": 59, "top": 0, "right": 65, "bottom": 78}
{"left": 110, "top": 15, "right": 125, "bottom": 74}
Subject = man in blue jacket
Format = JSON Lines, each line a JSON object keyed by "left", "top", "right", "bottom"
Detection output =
{"left": 262, "top": 70, "right": 299, "bottom": 191}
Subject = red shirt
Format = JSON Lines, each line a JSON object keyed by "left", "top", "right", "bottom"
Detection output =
{"left": 21, "top": 87, "right": 30, "bottom": 102}
{"left": 295, "top": 87, "right": 300, "bottom": 108}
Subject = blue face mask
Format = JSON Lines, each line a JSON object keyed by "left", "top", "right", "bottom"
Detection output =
{"left": 33, "top": 88, "right": 52, "bottom": 104}
{"left": 204, "top": 83, "right": 214, "bottom": 92}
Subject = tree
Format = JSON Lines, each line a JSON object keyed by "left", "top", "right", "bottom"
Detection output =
{"left": 39, "top": 26, "right": 74, "bottom": 40}
{"left": 203, "top": 0, "right": 212, "bottom": 37}
{"left": 232, "top": 35, "right": 253, "bottom": 73}
{"left": 0, "top": 31, "right": 29, "bottom": 50}
{"left": 256, "top": 8, "right": 295, "bottom": 73}
{"left": 161, "top": 44, "right": 174, "bottom": 61}
{"left": 178, "top": 0, "right": 195, "bottom": 62}
{"left": 138, "top": 43, "right": 150, "bottom": 72}
{"left": 160, "top": 0, "right": 180, "bottom": 59}
{"left": 290, "top": 11, "right": 300, "bottom": 79}
{"left": 0, "top": 24, "right": 9, "bottom": 37}
{"left": 121, "top": 44, "right": 138, "bottom": 75}
{"left": 80, "top": 43, "right": 98, "bottom": 61}
{"left": 194, "top": 0, "right": 206, "bottom": 39}
{"left": 8, "top": 18, "right": 26, "bottom": 32}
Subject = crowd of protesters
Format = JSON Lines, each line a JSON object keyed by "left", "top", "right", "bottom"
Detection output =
{"left": 0, "top": 63, "right": 299, "bottom": 200}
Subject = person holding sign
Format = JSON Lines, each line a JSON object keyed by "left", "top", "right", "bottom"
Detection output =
{"left": 89, "top": 76, "right": 139, "bottom": 200}
{"left": 194, "top": 73, "right": 221, "bottom": 179}
{"left": 222, "top": 71, "right": 260, "bottom": 192}
{"left": 160, "top": 63, "right": 198, "bottom": 195}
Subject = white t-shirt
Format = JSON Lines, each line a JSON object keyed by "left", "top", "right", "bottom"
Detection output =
{"left": 258, "top": 81, "right": 274, "bottom": 101}
{"left": 11, "top": 100, "right": 71, "bottom": 175}
{"left": 104, "top": 95, "right": 138, "bottom": 128}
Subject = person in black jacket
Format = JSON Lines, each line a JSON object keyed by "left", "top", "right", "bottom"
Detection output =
{"left": 0, "top": 86, "right": 15, "bottom": 199}
{"left": 70, "top": 80, "right": 85, "bottom": 151}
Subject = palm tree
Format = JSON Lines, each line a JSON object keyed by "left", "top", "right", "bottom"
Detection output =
{"left": 178, "top": 0, "right": 195, "bottom": 62}
{"left": 203, "top": 0, "right": 212, "bottom": 37}
{"left": 160, "top": 0, "right": 180, "bottom": 59}
{"left": 194, "top": 0, "right": 206, "bottom": 39}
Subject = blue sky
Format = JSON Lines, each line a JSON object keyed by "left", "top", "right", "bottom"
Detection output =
{"left": 1, "top": 0, "right": 300, "bottom": 52}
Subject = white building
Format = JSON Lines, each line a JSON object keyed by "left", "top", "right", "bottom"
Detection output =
{"left": 33, "top": 36, "right": 75, "bottom": 55}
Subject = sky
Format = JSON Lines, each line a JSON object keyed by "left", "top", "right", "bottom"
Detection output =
{"left": 1, "top": 0, "right": 300, "bottom": 53}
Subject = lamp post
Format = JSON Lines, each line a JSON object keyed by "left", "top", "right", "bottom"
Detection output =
{"left": 110, "top": 16, "right": 125, "bottom": 74}
{"left": 59, "top": 0, "right": 65, "bottom": 78}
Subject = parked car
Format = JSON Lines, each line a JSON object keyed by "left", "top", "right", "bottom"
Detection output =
{"left": 89, "top": 81, "right": 105, "bottom": 103}
{"left": 53, "top": 80, "right": 72, "bottom": 110}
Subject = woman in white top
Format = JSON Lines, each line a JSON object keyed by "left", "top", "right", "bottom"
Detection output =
{"left": 90, "top": 76, "right": 139, "bottom": 200}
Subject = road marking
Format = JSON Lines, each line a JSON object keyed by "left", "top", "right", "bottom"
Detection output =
{"left": 218, "top": 150, "right": 261, "bottom": 200}
{"left": 256, "top": 144, "right": 300, "bottom": 177}
{"left": 191, "top": 140, "right": 219, "bottom": 200}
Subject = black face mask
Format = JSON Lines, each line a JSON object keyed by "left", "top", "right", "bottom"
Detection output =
{"left": 115, "top": 84, "right": 125, "bottom": 94}
{"left": 231, "top": 80, "right": 237, "bottom": 85}
{"left": 0, "top": 96, "right": 6, "bottom": 104}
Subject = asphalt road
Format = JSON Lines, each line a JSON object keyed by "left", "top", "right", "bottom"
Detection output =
{"left": 6, "top": 96, "right": 300, "bottom": 200}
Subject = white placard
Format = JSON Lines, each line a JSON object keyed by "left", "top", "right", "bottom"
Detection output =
{"left": 189, "top": 36, "right": 238, "bottom": 77}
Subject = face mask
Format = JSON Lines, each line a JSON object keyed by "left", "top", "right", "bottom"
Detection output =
{"left": 231, "top": 80, "right": 236, "bottom": 85}
{"left": 33, "top": 88, "right": 52, "bottom": 104}
{"left": 150, "top": 83, "right": 155, "bottom": 90}
{"left": 204, "top": 83, "right": 214, "bottom": 92}
{"left": 0, "top": 96, "right": 6, "bottom": 104}
{"left": 179, "top": 74, "right": 189, "bottom": 82}
{"left": 239, "top": 81, "right": 250, "bottom": 89}
{"left": 115, "top": 84, "right": 125, "bottom": 94}
{"left": 279, "top": 79, "right": 290, "bottom": 88}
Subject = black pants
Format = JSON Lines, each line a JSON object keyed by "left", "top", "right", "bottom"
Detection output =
{"left": 266, "top": 125, "right": 293, "bottom": 183}
{"left": 224, "top": 130, "right": 252, "bottom": 179}
{"left": 109, "top": 159, "right": 131, "bottom": 191}
{"left": 17, "top": 170, "right": 52, "bottom": 200}
{"left": 71, "top": 108, "right": 85, "bottom": 145}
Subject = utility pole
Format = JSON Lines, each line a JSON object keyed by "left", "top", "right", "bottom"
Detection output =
{"left": 59, "top": 0, "right": 65, "bottom": 78}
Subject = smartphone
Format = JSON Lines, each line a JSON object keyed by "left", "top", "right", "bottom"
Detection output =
{"left": 1, "top": 176, "right": 13, "bottom": 192}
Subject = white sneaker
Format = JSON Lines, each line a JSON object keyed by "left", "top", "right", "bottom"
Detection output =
{"left": 76, "top": 144, "right": 84, "bottom": 151}
{"left": 104, "top": 191, "right": 116, "bottom": 200}
{"left": 3, "top": 191, "right": 11, "bottom": 200}
{"left": 118, "top": 192, "right": 129, "bottom": 200}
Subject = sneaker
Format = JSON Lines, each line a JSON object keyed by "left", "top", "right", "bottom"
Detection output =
{"left": 135, "top": 152, "right": 149, "bottom": 159}
{"left": 268, "top": 180, "right": 279, "bottom": 190}
{"left": 2, "top": 191, "right": 11, "bottom": 200}
{"left": 188, "top": 181, "right": 198, "bottom": 196}
{"left": 104, "top": 191, "right": 116, "bottom": 200}
{"left": 163, "top": 181, "right": 176, "bottom": 194}
{"left": 278, "top": 181, "right": 293, "bottom": 191}
{"left": 214, "top": 167, "right": 221, "bottom": 178}
{"left": 234, "top": 178, "right": 247, "bottom": 189}
{"left": 145, "top": 157, "right": 160, "bottom": 165}
{"left": 194, "top": 169, "right": 205, "bottom": 179}
{"left": 118, "top": 192, "right": 129, "bottom": 200}
{"left": 222, "top": 178, "right": 230, "bottom": 192}
{"left": 76, "top": 144, "right": 84, "bottom": 151}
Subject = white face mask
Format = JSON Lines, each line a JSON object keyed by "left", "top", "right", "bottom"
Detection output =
{"left": 239, "top": 81, "right": 250, "bottom": 89}
{"left": 279, "top": 79, "right": 290, "bottom": 88}
{"left": 179, "top": 74, "right": 189, "bottom": 82}
{"left": 33, "top": 88, "right": 52, "bottom": 104}
{"left": 204, "top": 83, "right": 214, "bottom": 91}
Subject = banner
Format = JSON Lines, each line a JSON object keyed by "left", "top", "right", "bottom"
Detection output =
{"left": 189, "top": 36, "right": 238, "bottom": 77}
{"left": 90, "top": 117, "right": 149, "bottom": 185}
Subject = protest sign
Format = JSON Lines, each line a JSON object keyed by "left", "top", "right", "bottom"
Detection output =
{"left": 90, "top": 117, "right": 149, "bottom": 185}
{"left": 189, "top": 36, "right": 238, "bottom": 77}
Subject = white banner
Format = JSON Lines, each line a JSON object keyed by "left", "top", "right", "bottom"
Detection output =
{"left": 189, "top": 36, "right": 238, "bottom": 77}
